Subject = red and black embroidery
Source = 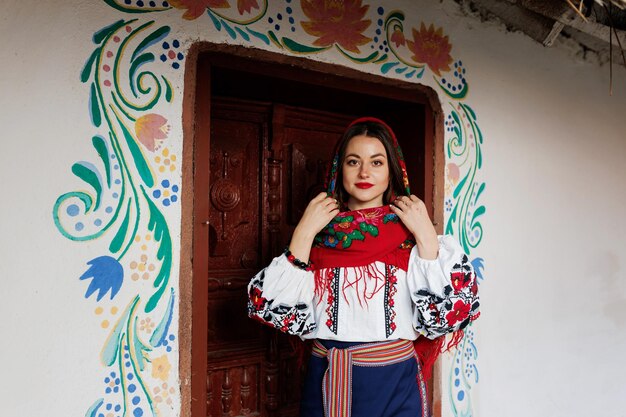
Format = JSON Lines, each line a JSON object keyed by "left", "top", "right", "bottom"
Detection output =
{"left": 413, "top": 254, "right": 480, "bottom": 338}
{"left": 325, "top": 267, "right": 340, "bottom": 334}
{"left": 247, "top": 270, "right": 316, "bottom": 336}
{"left": 384, "top": 264, "right": 398, "bottom": 338}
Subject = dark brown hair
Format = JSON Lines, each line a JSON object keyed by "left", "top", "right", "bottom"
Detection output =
{"left": 334, "top": 120, "right": 407, "bottom": 208}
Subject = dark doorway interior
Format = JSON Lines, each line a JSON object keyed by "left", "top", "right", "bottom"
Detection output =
{"left": 189, "top": 48, "right": 439, "bottom": 417}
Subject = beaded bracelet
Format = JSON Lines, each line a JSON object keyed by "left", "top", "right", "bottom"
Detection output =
{"left": 284, "top": 248, "right": 314, "bottom": 271}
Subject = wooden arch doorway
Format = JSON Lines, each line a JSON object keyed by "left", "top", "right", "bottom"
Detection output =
{"left": 181, "top": 44, "right": 445, "bottom": 417}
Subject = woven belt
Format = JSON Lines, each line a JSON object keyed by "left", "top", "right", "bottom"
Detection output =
{"left": 311, "top": 339, "right": 417, "bottom": 417}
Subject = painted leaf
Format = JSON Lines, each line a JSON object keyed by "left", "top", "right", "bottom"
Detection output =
{"left": 115, "top": 113, "right": 154, "bottom": 188}
{"left": 92, "top": 136, "right": 111, "bottom": 187}
{"left": 342, "top": 49, "right": 379, "bottom": 63}
{"left": 453, "top": 170, "right": 470, "bottom": 199}
{"left": 373, "top": 53, "right": 388, "bottom": 63}
{"left": 85, "top": 399, "right": 104, "bottom": 417}
{"left": 109, "top": 199, "right": 132, "bottom": 253}
{"left": 132, "top": 316, "right": 152, "bottom": 371}
{"left": 72, "top": 162, "right": 102, "bottom": 210}
{"left": 445, "top": 204, "right": 458, "bottom": 235}
{"left": 451, "top": 111, "right": 462, "bottom": 144}
{"left": 150, "top": 288, "right": 175, "bottom": 347}
{"left": 282, "top": 37, "right": 329, "bottom": 53}
{"left": 221, "top": 19, "right": 237, "bottom": 39}
{"left": 81, "top": 48, "right": 100, "bottom": 83}
{"left": 463, "top": 103, "right": 476, "bottom": 121}
{"left": 246, "top": 27, "right": 269, "bottom": 45}
{"left": 475, "top": 182, "right": 485, "bottom": 201}
{"left": 207, "top": 9, "right": 222, "bottom": 30}
{"left": 235, "top": 27, "right": 250, "bottom": 41}
{"left": 93, "top": 20, "right": 126, "bottom": 45}
{"left": 471, "top": 205, "right": 485, "bottom": 222}
{"left": 162, "top": 76, "right": 173, "bottom": 102}
{"left": 142, "top": 186, "right": 172, "bottom": 313}
{"left": 132, "top": 25, "right": 170, "bottom": 61}
{"left": 102, "top": 296, "right": 139, "bottom": 366}
{"left": 89, "top": 83, "right": 102, "bottom": 127}
{"left": 268, "top": 31, "right": 282, "bottom": 48}
{"left": 381, "top": 62, "right": 399, "bottom": 74}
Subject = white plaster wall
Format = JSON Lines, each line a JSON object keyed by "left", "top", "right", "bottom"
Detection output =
{"left": 440, "top": 4, "right": 626, "bottom": 417}
{"left": 1, "top": 1, "right": 188, "bottom": 416}
{"left": 1, "top": 1, "right": 625, "bottom": 417}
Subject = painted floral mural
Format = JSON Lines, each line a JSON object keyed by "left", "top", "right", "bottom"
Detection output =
{"left": 53, "top": 1, "right": 485, "bottom": 416}
{"left": 301, "top": 0, "right": 372, "bottom": 52}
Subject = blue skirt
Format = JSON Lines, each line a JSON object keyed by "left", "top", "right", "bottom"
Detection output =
{"left": 299, "top": 340, "right": 428, "bottom": 417}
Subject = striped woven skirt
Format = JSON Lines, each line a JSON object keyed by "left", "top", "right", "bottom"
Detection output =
{"left": 300, "top": 339, "right": 429, "bottom": 417}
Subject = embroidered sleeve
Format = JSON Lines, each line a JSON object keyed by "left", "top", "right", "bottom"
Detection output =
{"left": 247, "top": 254, "right": 317, "bottom": 336}
{"left": 407, "top": 235, "right": 480, "bottom": 339}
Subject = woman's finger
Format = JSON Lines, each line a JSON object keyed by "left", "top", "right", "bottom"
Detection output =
{"left": 313, "top": 192, "right": 328, "bottom": 202}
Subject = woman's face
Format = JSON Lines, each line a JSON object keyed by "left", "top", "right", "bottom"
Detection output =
{"left": 341, "top": 135, "right": 390, "bottom": 210}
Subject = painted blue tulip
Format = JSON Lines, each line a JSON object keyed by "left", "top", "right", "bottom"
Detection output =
{"left": 80, "top": 256, "right": 124, "bottom": 301}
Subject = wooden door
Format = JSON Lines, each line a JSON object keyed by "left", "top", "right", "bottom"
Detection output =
{"left": 203, "top": 97, "right": 351, "bottom": 417}
{"left": 188, "top": 50, "right": 437, "bottom": 417}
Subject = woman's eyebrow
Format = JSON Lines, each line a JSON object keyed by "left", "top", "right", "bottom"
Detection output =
{"left": 369, "top": 153, "right": 387, "bottom": 159}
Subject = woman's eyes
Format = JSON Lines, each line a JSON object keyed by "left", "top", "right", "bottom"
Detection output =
{"left": 345, "top": 159, "right": 384, "bottom": 167}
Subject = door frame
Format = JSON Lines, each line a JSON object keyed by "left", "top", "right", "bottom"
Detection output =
{"left": 178, "top": 42, "right": 446, "bottom": 417}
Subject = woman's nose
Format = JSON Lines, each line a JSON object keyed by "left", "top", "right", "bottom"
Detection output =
{"left": 358, "top": 166, "right": 369, "bottom": 178}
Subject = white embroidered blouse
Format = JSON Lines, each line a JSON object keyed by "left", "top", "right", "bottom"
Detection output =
{"left": 247, "top": 235, "right": 479, "bottom": 342}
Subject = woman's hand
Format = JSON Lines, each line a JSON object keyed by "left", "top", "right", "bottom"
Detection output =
{"left": 289, "top": 193, "right": 340, "bottom": 263}
{"left": 390, "top": 195, "right": 439, "bottom": 260}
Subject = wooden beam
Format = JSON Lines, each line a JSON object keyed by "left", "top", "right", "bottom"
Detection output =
{"left": 465, "top": 0, "right": 559, "bottom": 44}
{"left": 518, "top": 0, "right": 626, "bottom": 47}
{"left": 544, "top": 21, "right": 565, "bottom": 46}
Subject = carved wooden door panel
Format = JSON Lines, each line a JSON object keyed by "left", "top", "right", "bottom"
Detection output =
{"left": 206, "top": 98, "right": 270, "bottom": 417}
{"left": 204, "top": 98, "right": 353, "bottom": 417}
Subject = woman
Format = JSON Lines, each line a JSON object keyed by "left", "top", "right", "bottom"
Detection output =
{"left": 248, "top": 117, "right": 479, "bottom": 417}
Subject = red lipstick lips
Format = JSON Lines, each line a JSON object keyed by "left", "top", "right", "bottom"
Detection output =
{"left": 355, "top": 182, "right": 374, "bottom": 189}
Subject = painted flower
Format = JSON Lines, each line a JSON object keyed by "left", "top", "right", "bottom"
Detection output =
{"left": 445, "top": 300, "right": 471, "bottom": 327}
{"left": 169, "top": 0, "right": 229, "bottom": 20}
{"left": 406, "top": 23, "right": 453, "bottom": 76}
{"left": 237, "top": 0, "right": 259, "bottom": 14}
{"left": 446, "top": 162, "right": 460, "bottom": 184}
{"left": 135, "top": 114, "right": 169, "bottom": 152}
{"left": 151, "top": 354, "right": 172, "bottom": 381}
{"left": 301, "top": 0, "right": 372, "bottom": 53}
{"left": 79, "top": 256, "right": 123, "bottom": 301}
{"left": 390, "top": 28, "right": 405, "bottom": 47}
{"left": 104, "top": 371, "right": 121, "bottom": 394}
{"left": 140, "top": 317, "right": 156, "bottom": 333}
